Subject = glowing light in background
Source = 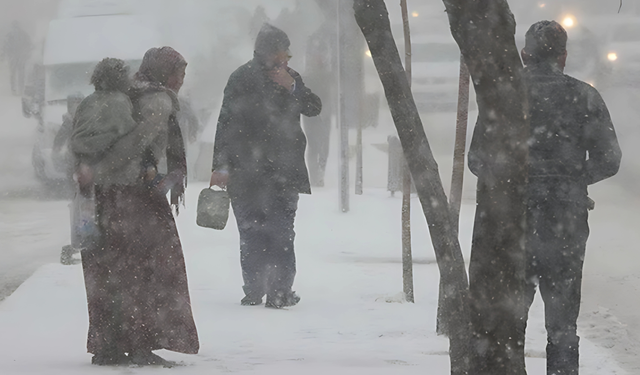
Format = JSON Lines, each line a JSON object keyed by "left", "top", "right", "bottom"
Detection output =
{"left": 412, "top": 11, "right": 419, "bottom": 18}
{"left": 539, "top": 3, "right": 546, "bottom": 8}
{"left": 562, "top": 16, "right": 576, "bottom": 28}
{"left": 608, "top": 52, "right": 618, "bottom": 61}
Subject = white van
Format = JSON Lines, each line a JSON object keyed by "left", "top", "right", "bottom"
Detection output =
{"left": 22, "top": 5, "right": 160, "bottom": 187}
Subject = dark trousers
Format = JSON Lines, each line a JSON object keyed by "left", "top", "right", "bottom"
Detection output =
{"left": 524, "top": 200, "right": 589, "bottom": 375}
{"left": 229, "top": 185, "right": 299, "bottom": 300}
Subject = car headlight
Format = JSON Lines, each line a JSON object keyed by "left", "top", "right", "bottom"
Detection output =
{"left": 562, "top": 15, "right": 576, "bottom": 29}
{"left": 607, "top": 52, "right": 618, "bottom": 62}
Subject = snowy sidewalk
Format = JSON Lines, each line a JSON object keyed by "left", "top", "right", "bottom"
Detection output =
{"left": 0, "top": 184, "right": 626, "bottom": 374}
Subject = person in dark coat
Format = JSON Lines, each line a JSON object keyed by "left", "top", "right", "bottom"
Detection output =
{"left": 469, "top": 20, "right": 621, "bottom": 375}
{"left": 2, "top": 21, "right": 32, "bottom": 95}
{"left": 210, "top": 23, "right": 322, "bottom": 309}
{"left": 302, "top": 16, "right": 336, "bottom": 187}
{"left": 72, "top": 51, "right": 199, "bottom": 366}
{"left": 53, "top": 93, "right": 85, "bottom": 183}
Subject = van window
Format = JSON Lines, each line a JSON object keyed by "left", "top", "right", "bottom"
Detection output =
{"left": 46, "top": 63, "right": 95, "bottom": 102}
{"left": 45, "top": 60, "right": 141, "bottom": 102}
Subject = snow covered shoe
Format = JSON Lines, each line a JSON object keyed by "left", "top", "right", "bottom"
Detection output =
{"left": 60, "top": 245, "right": 81, "bottom": 265}
{"left": 91, "top": 351, "right": 130, "bottom": 366}
{"left": 241, "top": 286, "right": 264, "bottom": 306}
{"left": 241, "top": 295, "right": 263, "bottom": 306}
{"left": 130, "top": 351, "right": 175, "bottom": 367}
{"left": 265, "top": 291, "right": 300, "bottom": 309}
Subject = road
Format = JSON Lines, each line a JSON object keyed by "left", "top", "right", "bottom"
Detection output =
{"left": 0, "top": 69, "right": 70, "bottom": 302}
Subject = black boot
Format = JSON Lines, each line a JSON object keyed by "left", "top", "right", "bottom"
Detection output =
{"left": 130, "top": 350, "right": 175, "bottom": 367}
{"left": 241, "top": 285, "right": 264, "bottom": 306}
{"left": 91, "top": 351, "right": 130, "bottom": 366}
{"left": 265, "top": 290, "right": 300, "bottom": 309}
{"left": 241, "top": 294, "right": 263, "bottom": 306}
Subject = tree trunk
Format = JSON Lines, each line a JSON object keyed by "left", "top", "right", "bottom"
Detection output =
{"left": 337, "top": 0, "right": 349, "bottom": 213}
{"left": 437, "top": 54, "right": 470, "bottom": 336}
{"left": 355, "top": 122, "right": 363, "bottom": 195}
{"left": 449, "top": 55, "right": 470, "bottom": 236}
{"left": 401, "top": 157, "right": 414, "bottom": 302}
{"left": 442, "top": 1, "right": 529, "bottom": 374}
{"left": 353, "top": 1, "right": 470, "bottom": 373}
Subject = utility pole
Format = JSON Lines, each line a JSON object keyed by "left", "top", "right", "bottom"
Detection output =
{"left": 355, "top": 118, "right": 363, "bottom": 195}
{"left": 337, "top": 0, "right": 350, "bottom": 212}
{"left": 400, "top": 0, "right": 414, "bottom": 303}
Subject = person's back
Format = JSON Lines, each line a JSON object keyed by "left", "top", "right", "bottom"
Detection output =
{"left": 3, "top": 22, "right": 31, "bottom": 61}
{"left": 524, "top": 63, "right": 620, "bottom": 206}
{"left": 72, "top": 89, "right": 139, "bottom": 184}
{"left": 518, "top": 20, "right": 621, "bottom": 375}
{"left": 3, "top": 22, "right": 32, "bottom": 95}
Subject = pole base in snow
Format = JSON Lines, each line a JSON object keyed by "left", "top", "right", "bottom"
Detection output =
{"left": 60, "top": 244, "right": 81, "bottom": 265}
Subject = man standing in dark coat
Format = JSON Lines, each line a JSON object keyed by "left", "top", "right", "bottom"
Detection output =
{"left": 210, "top": 24, "right": 322, "bottom": 309}
{"left": 302, "top": 11, "right": 336, "bottom": 187}
{"left": 469, "top": 21, "right": 621, "bottom": 375}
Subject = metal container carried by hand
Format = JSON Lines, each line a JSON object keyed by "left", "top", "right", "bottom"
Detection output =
{"left": 196, "top": 187, "right": 230, "bottom": 230}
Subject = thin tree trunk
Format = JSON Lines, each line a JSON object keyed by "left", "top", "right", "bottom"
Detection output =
{"left": 442, "top": 1, "right": 529, "bottom": 374}
{"left": 400, "top": 0, "right": 412, "bottom": 84}
{"left": 437, "top": 54, "right": 470, "bottom": 336}
{"left": 356, "top": 9, "right": 364, "bottom": 196}
{"left": 400, "top": 0, "right": 414, "bottom": 303}
{"left": 449, "top": 55, "right": 470, "bottom": 235}
{"left": 355, "top": 123, "right": 363, "bottom": 195}
{"left": 401, "top": 160, "right": 414, "bottom": 302}
{"left": 353, "top": 1, "right": 470, "bottom": 373}
{"left": 337, "top": 0, "right": 349, "bottom": 212}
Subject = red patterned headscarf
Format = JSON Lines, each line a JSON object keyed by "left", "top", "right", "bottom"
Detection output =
{"left": 131, "top": 46, "right": 188, "bottom": 212}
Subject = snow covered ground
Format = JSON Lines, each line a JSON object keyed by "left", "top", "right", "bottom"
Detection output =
{"left": 0, "top": 60, "right": 638, "bottom": 373}
{"left": 0, "top": 182, "right": 632, "bottom": 374}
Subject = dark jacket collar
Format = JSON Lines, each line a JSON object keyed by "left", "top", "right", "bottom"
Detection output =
{"left": 525, "top": 62, "right": 564, "bottom": 76}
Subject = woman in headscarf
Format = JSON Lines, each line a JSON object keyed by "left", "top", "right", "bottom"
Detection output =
{"left": 73, "top": 48, "right": 199, "bottom": 366}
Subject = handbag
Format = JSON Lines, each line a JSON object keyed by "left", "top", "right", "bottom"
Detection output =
{"left": 196, "top": 187, "right": 230, "bottom": 230}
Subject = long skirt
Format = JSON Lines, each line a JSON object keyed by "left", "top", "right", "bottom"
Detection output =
{"left": 82, "top": 184, "right": 199, "bottom": 355}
